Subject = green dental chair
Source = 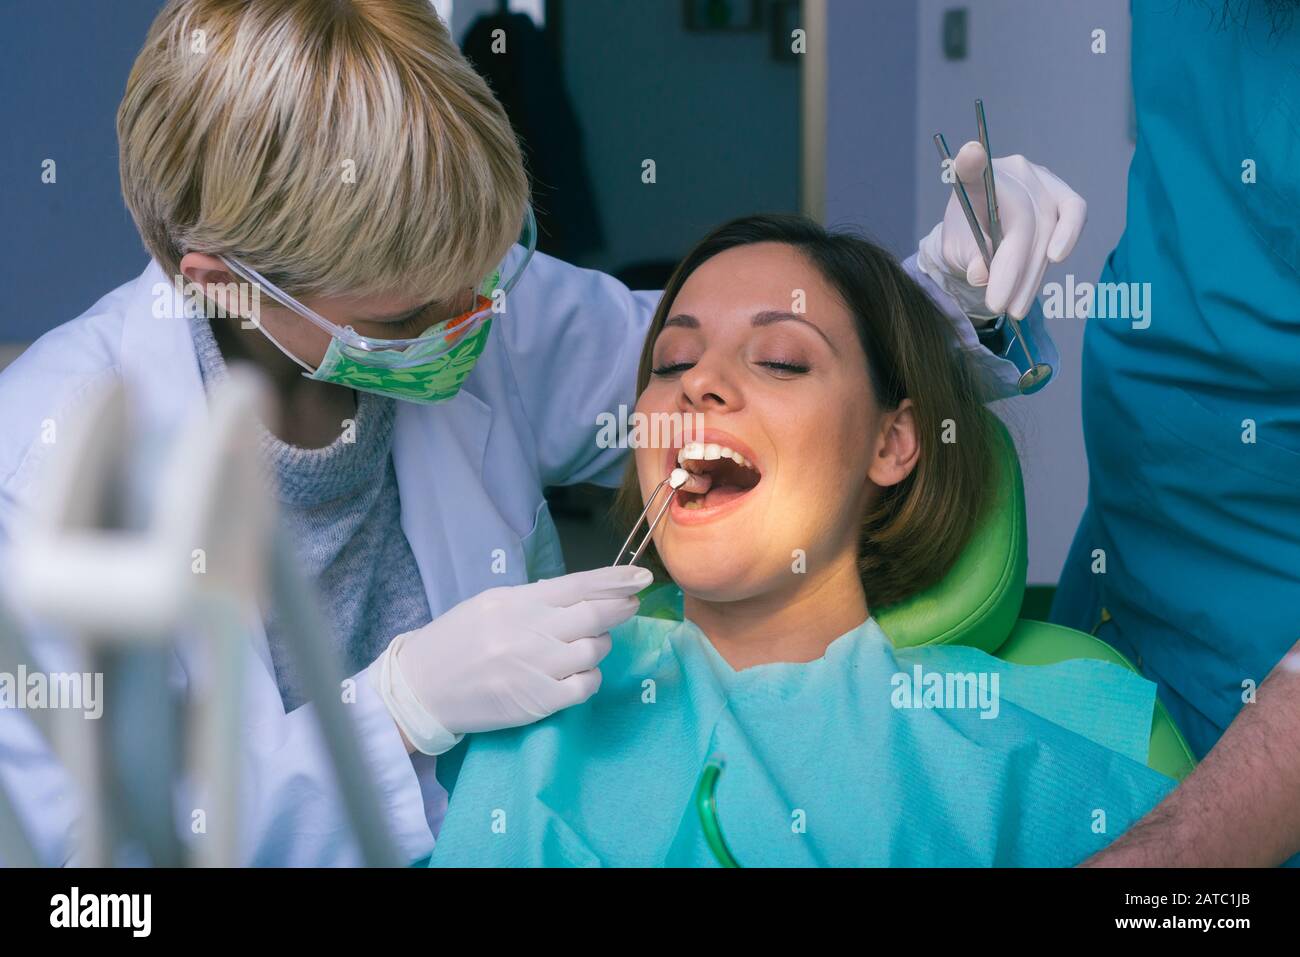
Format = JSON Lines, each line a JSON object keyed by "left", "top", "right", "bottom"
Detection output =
{"left": 637, "top": 420, "right": 1196, "bottom": 865}
{"left": 872, "top": 419, "right": 1195, "bottom": 782}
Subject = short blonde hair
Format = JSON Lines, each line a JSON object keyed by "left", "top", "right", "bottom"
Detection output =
{"left": 118, "top": 0, "right": 529, "bottom": 302}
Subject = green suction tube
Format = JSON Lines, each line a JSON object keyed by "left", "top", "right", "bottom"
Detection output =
{"left": 694, "top": 756, "right": 742, "bottom": 868}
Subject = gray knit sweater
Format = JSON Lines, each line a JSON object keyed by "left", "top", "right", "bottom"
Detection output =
{"left": 189, "top": 317, "right": 432, "bottom": 711}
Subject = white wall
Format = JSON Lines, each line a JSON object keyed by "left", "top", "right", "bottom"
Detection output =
{"left": 912, "top": 0, "right": 1134, "bottom": 583}
{"left": 823, "top": 0, "right": 917, "bottom": 257}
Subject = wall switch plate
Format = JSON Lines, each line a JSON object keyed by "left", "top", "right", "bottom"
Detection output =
{"left": 943, "top": 8, "right": 968, "bottom": 60}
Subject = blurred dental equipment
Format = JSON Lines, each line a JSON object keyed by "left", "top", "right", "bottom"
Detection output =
{"left": 0, "top": 370, "right": 400, "bottom": 867}
{"left": 933, "top": 100, "right": 1053, "bottom": 394}
{"left": 0, "top": 600, "right": 44, "bottom": 867}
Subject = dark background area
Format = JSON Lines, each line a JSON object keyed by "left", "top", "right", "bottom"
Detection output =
{"left": 0, "top": 0, "right": 800, "bottom": 343}
{"left": 0, "top": 0, "right": 802, "bottom": 573}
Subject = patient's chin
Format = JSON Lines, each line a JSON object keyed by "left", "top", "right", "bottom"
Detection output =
{"left": 660, "top": 553, "right": 767, "bottom": 604}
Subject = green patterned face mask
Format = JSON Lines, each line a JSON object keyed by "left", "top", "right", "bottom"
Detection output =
{"left": 305, "top": 283, "right": 498, "bottom": 404}
{"left": 218, "top": 207, "right": 536, "bottom": 405}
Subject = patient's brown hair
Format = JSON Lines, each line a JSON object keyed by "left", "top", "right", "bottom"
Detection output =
{"left": 614, "top": 214, "right": 997, "bottom": 610}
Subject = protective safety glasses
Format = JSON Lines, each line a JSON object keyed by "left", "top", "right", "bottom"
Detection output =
{"left": 217, "top": 206, "right": 537, "bottom": 371}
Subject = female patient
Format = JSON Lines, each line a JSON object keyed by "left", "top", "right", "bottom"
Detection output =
{"left": 429, "top": 215, "right": 1174, "bottom": 867}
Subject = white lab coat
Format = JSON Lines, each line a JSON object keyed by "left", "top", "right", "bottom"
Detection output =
{"left": 0, "top": 245, "right": 1039, "bottom": 865}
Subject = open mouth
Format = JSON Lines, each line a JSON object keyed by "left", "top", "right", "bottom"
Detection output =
{"left": 672, "top": 440, "right": 763, "bottom": 513}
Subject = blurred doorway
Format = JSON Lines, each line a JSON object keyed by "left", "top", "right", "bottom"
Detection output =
{"left": 454, "top": 0, "right": 805, "bottom": 571}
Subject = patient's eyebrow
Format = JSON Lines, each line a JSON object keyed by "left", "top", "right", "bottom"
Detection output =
{"left": 752, "top": 310, "right": 833, "bottom": 347}
{"left": 666, "top": 310, "right": 830, "bottom": 344}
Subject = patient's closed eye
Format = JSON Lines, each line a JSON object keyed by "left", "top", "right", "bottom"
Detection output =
{"left": 651, "top": 357, "right": 812, "bottom": 377}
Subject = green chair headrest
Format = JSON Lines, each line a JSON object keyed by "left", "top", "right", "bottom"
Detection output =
{"left": 874, "top": 417, "right": 1026, "bottom": 653}
{"left": 637, "top": 417, "right": 1027, "bottom": 655}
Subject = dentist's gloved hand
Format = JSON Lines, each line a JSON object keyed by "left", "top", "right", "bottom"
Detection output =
{"left": 917, "top": 144, "right": 1087, "bottom": 321}
{"left": 370, "top": 565, "right": 652, "bottom": 755}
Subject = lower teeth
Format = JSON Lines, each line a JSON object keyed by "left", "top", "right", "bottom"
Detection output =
{"left": 682, "top": 499, "right": 702, "bottom": 510}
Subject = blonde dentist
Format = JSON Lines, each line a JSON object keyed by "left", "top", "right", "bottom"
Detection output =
{"left": 0, "top": 0, "right": 1082, "bottom": 866}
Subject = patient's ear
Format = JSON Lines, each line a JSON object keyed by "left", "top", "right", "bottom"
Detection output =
{"left": 867, "top": 400, "right": 919, "bottom": 488}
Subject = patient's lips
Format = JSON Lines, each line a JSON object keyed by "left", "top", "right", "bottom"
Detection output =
{"left": 671, "top": 439, "right": 763, "bottom": 519}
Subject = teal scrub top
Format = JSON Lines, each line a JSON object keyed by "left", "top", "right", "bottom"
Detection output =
{"left": 1052, "top": 0, "right": 1300, "bottom": 759}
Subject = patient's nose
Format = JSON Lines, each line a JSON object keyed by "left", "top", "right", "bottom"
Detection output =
{"left": 678, "top": 358, "right": 741, "bottom": 412}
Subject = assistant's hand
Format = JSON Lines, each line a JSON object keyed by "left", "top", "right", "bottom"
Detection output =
{"left": 918, "top": 143, "right": 1087, "bottom": 321}
{"left": 370, "top": 565, "right": 652, "bottom": 754}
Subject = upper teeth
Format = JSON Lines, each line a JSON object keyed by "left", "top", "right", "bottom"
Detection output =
{"left": 677, "top": 442, "right": 755, "bottom": 471}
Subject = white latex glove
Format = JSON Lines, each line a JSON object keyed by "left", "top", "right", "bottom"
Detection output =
{"left": 369, "top": 565, "right": 652, "bottom": 754}
{"left": 917, "top": 143, "right": 1087, "bottom": 321}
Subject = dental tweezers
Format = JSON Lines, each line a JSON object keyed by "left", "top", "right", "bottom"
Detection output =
{"left": 613, "top": 468, "right": 688, "bottom": 567}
